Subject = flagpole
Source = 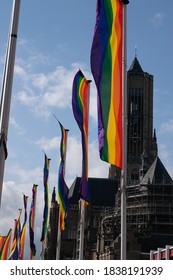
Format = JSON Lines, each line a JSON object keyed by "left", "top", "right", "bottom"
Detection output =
{"left": 56, "top": 209, "right": 61, "bottom": 260}
{"left": 0, "top": 0, "right": 21, "bottom": 207}
{"left": 40, "top": 243, "right": 44, "bottom": 260}
{"left": 121, "top": 2, "right": 128, "bottom": 260}
{"left": 79, "top": 199, "right": 87, "bottom": 259}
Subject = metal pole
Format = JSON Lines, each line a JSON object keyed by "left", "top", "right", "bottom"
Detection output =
{"left": 56, "top": 209, "right": 61, "bottom": 260}
{"left": 0, "top": 0, "right": 21, "bottom": 207}
{"left": 79, "top": 199, "right": 85, "bottom": 260}
{"left": 121, "top": 3, "right": 128, "bottom": 260}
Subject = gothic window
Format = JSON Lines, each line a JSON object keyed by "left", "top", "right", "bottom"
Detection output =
{"left": 131, "top": 168, "right": 139, "bottom": 182}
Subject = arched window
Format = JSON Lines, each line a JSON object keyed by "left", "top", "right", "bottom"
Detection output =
{"left": 131, "top": 168, "right": 139, "bottom": 182}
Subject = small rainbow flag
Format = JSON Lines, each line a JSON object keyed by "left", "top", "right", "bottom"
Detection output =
{"left": 29, "top": 184, "right": 37, "bottom": 259}
{"left": 58, "top": 121, "right": 69, "bottom": 232}
{"left": 8, "top": 209, "right": 22, "bottom": 260}
{"left": 19, "top": 194, "right": 28, "bottom": 259}
{"left": 72, "top": 70, "right": 90, "bottom": 204}
{"left": 0, "top": 229, "right": 12, "bottom": 260}
{"left": 40, "top": 154, "right": 50, "bottom": 243}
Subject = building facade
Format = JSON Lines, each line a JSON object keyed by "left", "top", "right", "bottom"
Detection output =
{"left": 44, "top": 57, "right": 173, "bottom": 260}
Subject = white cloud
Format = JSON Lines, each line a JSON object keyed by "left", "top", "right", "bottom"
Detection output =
{"left": 17, "top": 38, "right": 53, "bottom": 68}
{"left": 150, "top": 12, "right": 165, "bottom": 27}
{"left": 14, "top": 58, "right": 97, "bottom": 120}
{"left": 0, "top": 181, "right": 32, "bottom": 235}
{"left": 16, "top": 90, "right": 37, "bottom": 106}
{"left": 14, "top": 65, "right": 28, "bottom": 80}
{"left": 159, "top": 144, "right": 169, "bottom": 162}
{"left": 0, "top": 179, "right": 46, "bottom": 259}
{"left": 65, "top": 136, "right": 83, "bottom": 178}
{"left": 32, "top": 73, "right": 49, "bottom": 90}
{"left": 33, "top": 136, "right": 60, "bottom": 152}
{"left": 7, "top": 164, "right": 42, "bottom": 184}
{"left": 10, "top": 117, "right": 25, "bottom": 135}
{"left": 89, "top": 83, "right": 97, "bottom": 123}
{"left": 14, "top": 40, "right": 97, "bottom": 120}
{"left": 66, "top": 136, "right": 109, "bottom": 179}
{"left": 33, "top": 134, "right": 108, "bottom": 181}
{"left": 88, "top": 140, "right": 109, "bottom": 178}
{"left": 10, "top": 117, "right": 20, "bottom": 129}
{"left": 160, "top": 119, "right": 173, "bottom": 134}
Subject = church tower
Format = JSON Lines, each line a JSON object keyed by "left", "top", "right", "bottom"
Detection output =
{"left": 109, "top": 56, "right": 158, "bottom": 183}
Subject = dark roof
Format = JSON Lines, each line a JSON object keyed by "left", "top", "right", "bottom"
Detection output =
{"left": 128, "top": 56, "right": 144, "bottom": 74}
{"left": 69, "top": 177, "right": 118, "bottom": 206}
{"left": 140, "top": 156, "right": 173, "bottom": 185}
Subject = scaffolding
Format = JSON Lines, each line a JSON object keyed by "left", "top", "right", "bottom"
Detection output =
{"left": 115, "top": 182, "right": 173, "bottom": 234}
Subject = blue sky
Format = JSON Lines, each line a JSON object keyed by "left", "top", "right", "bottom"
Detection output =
{"left": 0, "top": 0, "right": 173, "bottom": 259}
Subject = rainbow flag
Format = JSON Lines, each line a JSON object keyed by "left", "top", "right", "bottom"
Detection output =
{"left": 91, "top": 0, "right": 128, "bottom": 168}
{"left": 8, "top": 209, "right": 22, "bottom": 260}
{"left": 0, "top": 236, "right": 6, "bottom": 251}
{"left": 19, "top": 194, "right": 28, "bottom": 260}
{"left": 72, "top": 70, "right": 90, "bottom": 204}
{"left": 0, "top": 229, "right": 12, "bottom": 260}
{"left": 58, "top": 121, "right": 69, "bottom": 232}
{"left": 29, "top": 184, "right": 37, "bottom": 259}
{"left": 40, "top": 154, "right": 50, "bottom": 243}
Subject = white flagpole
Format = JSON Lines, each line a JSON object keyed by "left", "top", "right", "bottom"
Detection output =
{"left": 121, "top": 2, "right": 128, "bottom": 260}
{"left": 0, "top": 0, "right": 21, "bottom": 207}
{"left": 56, "top": 209, "right": 62, "bottom": 260}
{"left": 40, "top": 243, "right": 44, "bottom": 260}
{"left": 78, "top": 199, "right": 85, "bottom": 260}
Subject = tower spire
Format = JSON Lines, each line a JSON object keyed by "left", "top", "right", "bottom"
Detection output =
{"left": 151, "top": 128, "right": 158, "bottom": 158}
{"left": 135, "top": 45, "right": 137, "bottom": 58}
{"left": 51, "top": 187, "right": 56, "bottom": 203}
